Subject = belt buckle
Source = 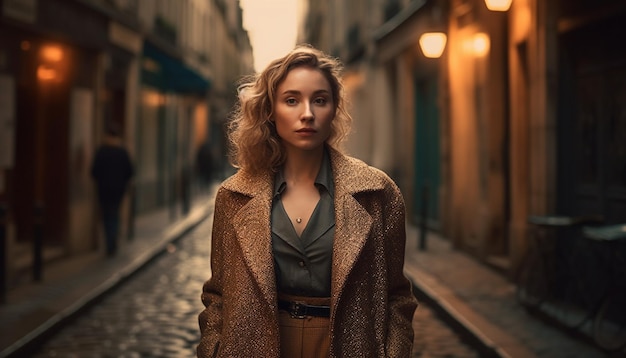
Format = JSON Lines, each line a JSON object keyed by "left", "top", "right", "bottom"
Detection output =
{"left": 289, "top": 301, "right": 307, "bottom": 319}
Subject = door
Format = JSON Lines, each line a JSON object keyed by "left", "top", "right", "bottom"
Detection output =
{"left": 414, "top": 77, "right": 441, "bottom": 227}
{"left": 558, "top": 15, "right": 626, "bottom": 223}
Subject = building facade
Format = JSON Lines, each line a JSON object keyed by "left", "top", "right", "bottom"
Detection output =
{"left": 300, "top": 0, "right": 626, "bottom": 275}
{"left": 0, "top": 0, "right": 252, "bottom": 291}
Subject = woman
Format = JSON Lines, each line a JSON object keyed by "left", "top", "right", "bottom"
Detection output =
{"left": 197, "top": 45, "right": 418, "bottom": 357}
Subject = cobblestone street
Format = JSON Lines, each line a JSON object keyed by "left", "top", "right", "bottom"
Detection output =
{"left": 411, "top": 300, "right": 479, "bottom": 358}
{"left": 30, "top": 215, "right": 480, "bottom": 357}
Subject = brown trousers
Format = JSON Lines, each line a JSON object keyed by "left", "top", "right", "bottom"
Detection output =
{"left": 278, "top": 294, "right": 331, "bottom": 358}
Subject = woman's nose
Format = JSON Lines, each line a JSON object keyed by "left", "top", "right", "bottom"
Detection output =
{"left": 301, "top": 102, "right": 314, "bottom": 121}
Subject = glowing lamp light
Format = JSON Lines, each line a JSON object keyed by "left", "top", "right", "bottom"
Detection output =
{"left": 40, "top": 45, "right": 63, "bottom": 62}
{"left": 485, "top": 0, "right": 512, "bottom": 11}
{"left": 37, "top": 65, "right": 57, "bottom": 81}
{"left": 37, "top": 44, "right": 66, "bottom": 82}
{"left": 143, "top": 91, "right": 165, "bottom": 107}
{"left": 472, "top": 33, "right": 490, "bottom": 57}
{"left": 419, "top": 32, "right": 447, "bottom": 58}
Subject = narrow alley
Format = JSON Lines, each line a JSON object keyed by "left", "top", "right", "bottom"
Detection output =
{"left": 27, "top": 205, "right": 480, "bottom": 358}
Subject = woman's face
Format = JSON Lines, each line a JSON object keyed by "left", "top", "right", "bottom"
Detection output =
{"left": 273, "top": 66, "right": 335, "bottom": 154}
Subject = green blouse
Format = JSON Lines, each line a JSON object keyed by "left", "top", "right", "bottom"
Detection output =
{"left": 271, "top": 150, "right": 335, "bottom": 297}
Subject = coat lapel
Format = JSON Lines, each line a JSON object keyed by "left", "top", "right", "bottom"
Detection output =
{"left": 224, "top": 170, "right": 277, "bottom": 308}
{"left": 221, "top": 149, "right": 387, "bottom": 313}
{"left": 331, "top": 194, "right": 372, "bottom": 298}
{"left": 328, "top": 148, "right": 385, "bottom": 308}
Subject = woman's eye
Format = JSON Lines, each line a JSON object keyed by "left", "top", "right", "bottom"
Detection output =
{"left": 314, "top": 97, "right": 327, "bottom": 105}
{"left": 286, "top": 98, "right": 297, "bottom": 105}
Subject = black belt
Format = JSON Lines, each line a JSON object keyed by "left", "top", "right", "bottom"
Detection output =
{"left": 278, "top": 299, "right": 331, "bottom": 319}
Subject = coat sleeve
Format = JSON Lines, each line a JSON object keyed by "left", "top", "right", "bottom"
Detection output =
{"left": 383, "top": 181, "right": 419, "bottom": 356}
{"left": 197, "top": 188, "right": 228, "bottom": 357}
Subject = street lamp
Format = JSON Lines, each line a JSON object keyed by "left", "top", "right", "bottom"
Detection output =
{"left": 33, "top": 43, "right": 65, "bottom": 281}
{"left": 37, "top": 45, "right": 64, "bottom": 82}
{"left": 472, "top": 32, "right": 490, "bottom": 57}
{"left": 416, "top": 30, "right": 446, "bottom": 249}
{"left": 461, "top": 32, "right": 491, "bottom": 57}
{"left": 419, "top": 32, "right": 447, "bottom": 59}
{"left": 484, "top": 0, "right": 512, "bottom": 11}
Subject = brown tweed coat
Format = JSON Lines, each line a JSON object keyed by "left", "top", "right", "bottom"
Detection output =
{"left": 197, "top": 148, "right": 418, "bottom": 357}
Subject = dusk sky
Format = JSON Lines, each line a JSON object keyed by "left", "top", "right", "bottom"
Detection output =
{"left": 240, "top": 0, "right": 303, "bottom": 72}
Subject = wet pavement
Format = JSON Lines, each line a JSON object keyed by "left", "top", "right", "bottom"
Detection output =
{"left": 1, "top": 182, "right": 619, "bottom": 358}
{"left": 30, "top": 219, "right": 211, "bottom": 358}
{"left": 404, "top": 227, "right": 614, "bottom": 358}
{"left": 28, "top": 208, "right": 481, "bottom": 358}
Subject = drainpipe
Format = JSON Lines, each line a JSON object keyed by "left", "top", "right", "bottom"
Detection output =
{"left": 0, "top": 201, "right": 7, "bottom": 303}
{"left": 33, "top": 202, "right": 43, "bottom": 281}
{"left": 419, "top": 184, "right": 429, "bottom": 251}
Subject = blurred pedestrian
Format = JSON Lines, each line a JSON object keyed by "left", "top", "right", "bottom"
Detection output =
{"left": 195, "top": 140, "right": 213, "bottom": 187}
{"left": 91, "top": 122, "right": 133, "bottom": 257}
{"left": 197, "top": 45, "right": 417, "bottom": 357}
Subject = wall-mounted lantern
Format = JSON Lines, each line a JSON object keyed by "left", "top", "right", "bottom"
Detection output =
{"left": 462, "top": 32, "right": 491, "bottom": 57}
{"left": 472, "top": 32, "right": 490, "bottom": 57}
{"left": 419, "top": 32, "right": 447, "bottom": 58}
{"left": 484, "top": 0, "right": 512, "bottom": 11}
{"left": 37, "top": 44, "right": 65, "bottom": 82}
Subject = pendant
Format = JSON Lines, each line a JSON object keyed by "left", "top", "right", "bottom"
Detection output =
{"left": 296, "top": 217, "right": 302, "bottom": 223}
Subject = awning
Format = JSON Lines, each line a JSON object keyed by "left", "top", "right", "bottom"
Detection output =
{"left": 141, "top": 41, "right": 211, "bottom": 94}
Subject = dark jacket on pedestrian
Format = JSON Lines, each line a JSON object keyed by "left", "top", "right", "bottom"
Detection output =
{"left": 91, "top": 139, "right": 133, "bottom": 206}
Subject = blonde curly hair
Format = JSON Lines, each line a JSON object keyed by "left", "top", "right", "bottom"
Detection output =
{"left": 227, "top": 44, "right": 352, "bottom": 174}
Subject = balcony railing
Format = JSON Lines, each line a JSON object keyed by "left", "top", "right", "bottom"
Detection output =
{"left": 154, "top": 15, "right": 177, "bottom": 46}
{"left": 384, "top": 0, "right": 402, "bottom": 21}
{"left": 346, "top": 24, "right": 365, "bottom": 63}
